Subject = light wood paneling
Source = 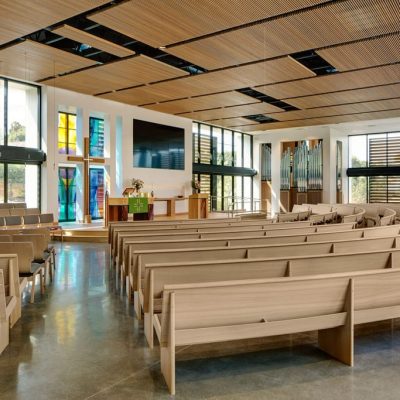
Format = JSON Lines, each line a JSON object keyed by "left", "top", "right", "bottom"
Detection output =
{"left": 317, "top": 33, "right": 400, "bottom": 72}
{"left": 143, "top": 91, "right": 257, "bottom": 114}
{"left": 286, "top": 83, "right": 400, "bottom": 109}
{"left": 180, "top": 102, "right": 283, "bottom": 121}
{"left": 167, "top": 0, "right": 400, "bottom": 69}
{"left": 98, "top": 85, "right": 182, "bottom": 106}
{"left": 53, "top": 25, "right": 135, "bottom": 58}
{"left": 272, "top": 98, "right": 400, "bottom": 122}
{"left": 147, "top": 56, "right": 315, "bottom": 101}
{"left": 256, "top": 64, "right": 400, "bottom": 100}
{"left": 243, "top": 109, "right": 400, "bottom": 132}
{"left": 42, "top": 55, "right": 188, "bottom": 95}
{"left": 0, "top": 0, "right": 110, "bottom": 45}
{"left": 89, "top": 0, "right": 325, "bottom": 48}
{"left": 0, "top": 39, "right": 96, "bottom": 82}
{"left": 208, "top": 117, "right": 260, "bottom": 128}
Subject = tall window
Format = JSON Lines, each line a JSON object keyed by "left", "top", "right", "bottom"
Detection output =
{"left": 193, "top": 122, "right": 254, "bottom": 211}
{"left": 348, "top": 132, "right": 400, "bottom": 203}
{"left": 58, "top": 112, "right": 77, "bottom": 155}
{"left": 0, "top": 77, "right": 42, "bottom": 207}
{"left": 89, "top": 117, "right": 105, "bottom": 157}
{"left": 7, "top": 81, "right": 40, "bottom": 148}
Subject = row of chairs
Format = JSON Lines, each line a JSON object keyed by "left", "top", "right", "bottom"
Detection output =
{"left": 0, "top": 213, "right": 55, "bottom": 228}
{"left": 0, "top": 227, "right": 57, "bottom": 355}
{"left": 0, "top": 203, "right": 26, "bottom": 210}
{"left": 0, "top": 208, "right": 40, "bottom": 217}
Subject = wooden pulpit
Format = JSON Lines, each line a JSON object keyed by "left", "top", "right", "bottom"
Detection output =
{"left": 188, "top": 193, "right": 209, "bottom": 219}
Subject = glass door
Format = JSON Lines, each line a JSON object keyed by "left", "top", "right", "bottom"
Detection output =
{"left": 58, "top": 167, "right": 77, "bottom": 222}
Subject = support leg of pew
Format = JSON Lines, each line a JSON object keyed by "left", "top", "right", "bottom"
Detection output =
{"left": 144, "top": 313, "right": 154, "bottom": 349}
{"left": 161, "top": 292, "right": 176, "bottom": 395}
{"left": 318, "top": 279, "right": 354, "bottom": 366}
{"left": 40, "top": 268, "right": 45, "bottom": 295}
{"left": 0, "top": 318, "right": 9, "bottom": 355}
{"left": 134, "top": 291, "right": 142, "bottom": 320}
{"left": 126, "top": 276, "right": 131, "bottom": 301}
{"left": 30, "top": 276, "right": 36, "bottom": 304}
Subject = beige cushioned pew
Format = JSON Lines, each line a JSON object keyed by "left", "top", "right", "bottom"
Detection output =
{"left": 0, "top": 269, "right": 17, "bottom": 355}
{"left": 125, "top": 224, "right": 398, "bottom": 299}
{"left": 157, "top": 268, "right": 400, "bottom": 394}
{"left": 143, "top": 248, "right": 399, "bottom": 347}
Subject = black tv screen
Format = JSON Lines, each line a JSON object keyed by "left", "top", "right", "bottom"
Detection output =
{"left": 133, "top": 119, "right": 185, "bottom": 170}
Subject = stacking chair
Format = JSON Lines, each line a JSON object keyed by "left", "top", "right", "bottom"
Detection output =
{"left": 23, "top": 214, "right": 40, "bottom": 227}
{"left": 10, "top": 208, "right": 25, "bottom": 216}
{"left": 0, "top": 242, "right": 43, "bottom": 303}
{"left": 0, "top": 270, "right": 17, "bottom": 354}
{"left": 5, "top": 216, "right": 22, "bottom": 227}
{"left": 25, "top": 208, "right": 40, "bottom": 216}
{"left": 12, "top": 234, "right": 51, "bottom": 285}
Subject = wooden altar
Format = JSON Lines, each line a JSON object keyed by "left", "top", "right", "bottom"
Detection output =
{"left": 188, "top": 193, "right": 209, "bottom": 219}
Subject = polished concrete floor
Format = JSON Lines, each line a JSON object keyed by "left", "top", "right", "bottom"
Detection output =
{"left": 1, "top": 243, "right": 400, "bottom": 399}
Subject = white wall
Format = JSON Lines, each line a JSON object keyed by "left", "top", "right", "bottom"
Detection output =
{"left": 42, "top": 86, "right": 193, "bottom": 219}
{"left": 252, "top": 116, "right": 400, "bottom": 214}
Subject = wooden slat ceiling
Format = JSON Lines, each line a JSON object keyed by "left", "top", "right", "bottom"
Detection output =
{"left": 208, "top": 117, "right": 260, "bottom": 128}
{"left": 137, "top": 57, "right": 315, "bottom": 102}
{"left": 166, "top": 0, "right": 400, "bottom": 70}
{"left": 179, "top": 103, "right": 283, "bottom": 121}
{"left": 0, "top": 39, "right": 96, "bottom": 82}
{"left": 317, "top": 32, "right": 400, "bottom": 72}
{"left": 271, "top": 98, "right": 400, "bottom": 122}
{"left": 0, "top": 0, "right": 110, "bottom": 45}
{"left": 89, "top": 0, "right": 326, "bottom": 48}
{"left": 52, "top": 25, "right": 135, "bottom": 58}
{"left": 256, "top": 64, "right": 400, "bottom": 100}
{"left": 286, "top": 83, "right": 400, "bottom": 109}
{"left": 142, "top": 91, "right": 257, "bottom": 114}
{"left": 241, "top": 109, "right": 400, "bottom": 132}
{"left": 42, "top": 55, "right": 188, "bottom": 95}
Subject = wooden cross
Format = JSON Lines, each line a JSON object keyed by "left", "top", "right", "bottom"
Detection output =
{"left": 67, "top": 137, "right": 105, "bottom": 222}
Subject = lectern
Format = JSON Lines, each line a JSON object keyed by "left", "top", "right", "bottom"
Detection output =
{"left": 188, "top": 193, "right": 208, "bottom": 219}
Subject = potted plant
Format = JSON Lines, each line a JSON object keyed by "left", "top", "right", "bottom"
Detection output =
{"left": 132, "top": 178, "right": 144, "bottom": 195}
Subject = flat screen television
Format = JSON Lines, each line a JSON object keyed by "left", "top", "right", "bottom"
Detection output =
{"left": 133, "top": 119, "right": 185, "bottom": 170}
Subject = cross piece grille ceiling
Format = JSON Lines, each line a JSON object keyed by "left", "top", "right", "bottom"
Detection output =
{"left": 0, "top": 0, "right": 399, "bottom": 131}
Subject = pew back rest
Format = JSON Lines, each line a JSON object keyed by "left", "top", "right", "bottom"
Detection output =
{"left": 23, "top": 215, "right": 40, "bottom": 225}
{"left": 292, "top": 204, "right": 310, "bottom": 213}
{"left": 0, "top": 255, "right": 18, "bottom": 298}
{"left": 24, "top": 208, "right": 40, "bottom": 215}
{"left": 0, "top": 242, "right": 34, "bottom": 273}
{"left": 161, "top": 275, "right": 350, "bottom": 339}
{"left": 39, "top": 213, "right": 54, "bottom": 225}
{"left": 12, "top": 203, "right": 26, "bottom": 209}
{"left": 4, "top": 216, "right": 22, "bottom": 226}
{"left": 0, "top": 210, "right": 10, "bottom": 217}
{"left": 10, "top": 208, "right": 25, "bottom": 216}
{"left": 12, "top": 234, "right": 46, "bottom": 260}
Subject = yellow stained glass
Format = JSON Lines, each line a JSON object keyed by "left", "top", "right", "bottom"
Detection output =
{"left": 68, "top": 143, "right": 77, "bottom": 155}
{"left": 69, "top": 129, "right": 77, "bottom": 144}
{"left": 69, "top": 115, "right": 77, "bottom": 130}
{"left": 58, "top": 113, "right": 66, "bottom": 128}
{"left": 58, "top": 127, "right": 67, "bottom": 143}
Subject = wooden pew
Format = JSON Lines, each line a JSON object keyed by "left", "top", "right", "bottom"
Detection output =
{"left": 111, "top": 220, "right": 313, "bottom": 261}
{"left": 117, "top": 222, "right": 355, "bottom": 275}
{"left": 126, "top": 225, "right": 400, "bottom": 298}
{"left": 0, "top": 254, "right": 24, "bottom": 328}
{"left": 157, "top": 268, "right": 400, "bottom": 394}
{"left": 143, "top": 248, "right": 399, "bottom": 347}
{"left": 0, "top": 269, "right": 17, "bottom": 355}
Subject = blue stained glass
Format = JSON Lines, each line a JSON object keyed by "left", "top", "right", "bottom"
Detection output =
{"left": 58, "top": 167, "right": 77, "bottom": 222}
{"left": 89, "top": 117, "right": 104, "bottom": 157}
{"left": 89, "top": 168, "right": 104, "bottom": 220}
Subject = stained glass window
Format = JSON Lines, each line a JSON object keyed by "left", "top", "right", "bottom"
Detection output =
{"left": 89, "top": 168, "right": 104, "bottom": 219}
{"left": 89, "top": 117, "right": 105, "bottom": 157}
{"left": 58, "top": 167, "right": 77, "bottom": 221}
{"left": 58, "top": 112, "right": 77, "bottom": 155}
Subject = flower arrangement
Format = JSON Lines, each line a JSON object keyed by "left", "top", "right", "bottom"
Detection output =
{"left": 191, "top": 179, "right": 201, "bottom": 193}
{"left": 132, "top": 178, "right": 144, "bottom": 192}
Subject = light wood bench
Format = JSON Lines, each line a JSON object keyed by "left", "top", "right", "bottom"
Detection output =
{"left": 157, "top": 268, "right": 400, "bottom": 394}
{"left": 125, "top": 224, "right": 400, "bottom": 298}
{"left": 0, "top": 269, "right": 17, "bottom": 355}
{"left": 119, "top": 223, "right": 356, "bottom": 292}
{"left": 143, "top": 248, "right": 399, "bottom": 347}
{"left": 0, "top": 254, "right": 26, "bottom": 328}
